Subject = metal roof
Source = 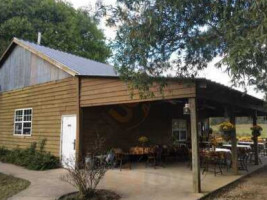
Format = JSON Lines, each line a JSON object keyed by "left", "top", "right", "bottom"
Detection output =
{"left": 17, "top": 39, "right": 118, "bottom": 77}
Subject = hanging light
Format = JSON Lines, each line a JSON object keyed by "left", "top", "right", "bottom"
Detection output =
{"left": 183, "top": 103, "right": 190, "bottom": 115}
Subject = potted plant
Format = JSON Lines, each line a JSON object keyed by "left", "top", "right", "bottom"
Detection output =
{"left": 219, "top": 121, "right": 235, "bottom": 141}
{"left": 138, "top": 136, "right": 149, "bottom": 146}
{"left": 251, "top": 125, "right": 263, "bottom": 138}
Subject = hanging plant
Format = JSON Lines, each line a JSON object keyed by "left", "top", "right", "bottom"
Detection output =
{"left": 219, "top": 121, "right": 235, "bottom": 141}
{"left": 250, "top": 125, "right": 263, "bottom": 137}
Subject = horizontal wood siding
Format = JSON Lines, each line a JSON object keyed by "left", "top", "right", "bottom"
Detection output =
{"left": 80, "top": 78, "right": 196, "bottom": 107}
{"left": 0, "top": 77, "right": 77, "bottom": 156}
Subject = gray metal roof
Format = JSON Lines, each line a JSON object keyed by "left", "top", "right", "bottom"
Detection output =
{"left": 18, "top": 39, "right": 118, "bottom": 77}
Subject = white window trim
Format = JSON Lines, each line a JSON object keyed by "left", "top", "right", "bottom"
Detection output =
{"left": 13, "top": 108, "right": 33, "bottom": 137}
{"left": 172, "top": 119, "right": 187, "bottom": 142}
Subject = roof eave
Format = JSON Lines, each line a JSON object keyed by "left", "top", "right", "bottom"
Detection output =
{"left": 0, "top": 38, "right": 17, "bottom": 67}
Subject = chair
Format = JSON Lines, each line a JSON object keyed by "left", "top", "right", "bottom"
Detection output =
{"left": 202, "top": 151, "right": 223, "bottom": 176}
{"left": 113, "top": 148, "right": 131, "bottom": 171}
{"left": 146, "top": 145, "right": 164, "bottom": 168}
{"left": 248, "top": 145, "right": 262, "bottom": 165}
{"left": 161, "top": 145, "right": 171, "bottom": 162}
{"left": 260, "top": 143, "right": 267, "bottom": 156}
{"left": 238, "top": 149, "right": 249, "bottom": 171}
{"left": 146, "top": 147, "right": 156, "bottom": 168}
{"left": 249, "top": 151, "right": 262, "bottom": 164}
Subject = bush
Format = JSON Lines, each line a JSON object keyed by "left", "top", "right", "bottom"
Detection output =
{"left": 0, "top": 139, "right": 59, "bottom": 170}
{"left": 61, "top": 134, "right": 108, "bottom": 199}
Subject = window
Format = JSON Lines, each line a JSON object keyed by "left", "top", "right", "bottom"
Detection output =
{"left": 172, "top": 119, "right": 187, "bottom": 141}
{"left": 14, "top": 108, "right": 32, "bottom": 136}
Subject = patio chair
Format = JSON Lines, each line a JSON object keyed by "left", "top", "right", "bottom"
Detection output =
{"left": 146, "top": 145, "right": 164, "bottom": 168}
{"left": 161, "top": 145, "right": 171, "bottom": 162}
{"left": 176, "top": 145, "right": 190, "bottom": 161}
{"left": 248, "top": 147, "right": 262, "bottom": 165}
{"left": 202, "top": 151, "right": 223, "bottom": 176}
{"left": 260, "top": 143, "right": 267, "bottom": 156}
{"left": 114, "top": 148, "right": 132, "bottom": 171}
{"left": 238, "top": 149, "right": 249, "bottom": 171}
{"left": 248, "top": 151, "right": 262, "bottom": 164}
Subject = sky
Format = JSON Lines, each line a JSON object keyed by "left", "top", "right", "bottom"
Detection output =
{"left": 68, "top": 0, "right": 264, "bottom": 99}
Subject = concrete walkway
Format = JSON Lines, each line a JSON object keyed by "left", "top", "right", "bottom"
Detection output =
{"left": 0, "top": 162, "right": 75, "bottom": 200}
{"left": 1, "top": 158, "right": 267, "bottom": 200}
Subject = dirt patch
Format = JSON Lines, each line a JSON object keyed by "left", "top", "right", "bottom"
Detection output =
{"left": 203, "top": 166, "right": 267, "bottom": 200}
{"left": 59, "top": 190, "right": 121, "bottom": 200}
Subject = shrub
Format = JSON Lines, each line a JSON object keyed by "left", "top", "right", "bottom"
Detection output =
{"left": 61, "top": 134, "right": 108, "bottom": 199}
{"left": 0, "top": 139, "right": 59, "bottom": 170}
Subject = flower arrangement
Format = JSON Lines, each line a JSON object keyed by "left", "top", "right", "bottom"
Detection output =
{"left": 219, "top": 121, "right": 235, "bottom": 141}
{"left": 219, "top": 121, "right": 235, "bottom": 132}
{"left": 138, "top": 136, "right": 149, "bottom": 145}
{"left": 251, "top": 125, "right": 263, "bottom": 137}
{"left": 251, "top": 125, "right": 263, "bottom": 132}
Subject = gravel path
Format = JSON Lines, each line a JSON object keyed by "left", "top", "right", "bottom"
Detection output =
{"left": 203, "top": 166, "right": 267, "bottom": 200}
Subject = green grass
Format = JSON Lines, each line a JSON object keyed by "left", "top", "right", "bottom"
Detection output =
{"left": 0, "top": 173, "right": 30, "bottom": 200}
{"left": 211, "top": 123, "right": 267, "bottom": 138}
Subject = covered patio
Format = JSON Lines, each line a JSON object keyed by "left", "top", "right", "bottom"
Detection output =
{"left": 77, "top": 77, "right": 267, "bottom": 194}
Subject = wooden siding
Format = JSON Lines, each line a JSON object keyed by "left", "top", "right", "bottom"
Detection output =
{"left": 0, "top": 77, "right": 77, "bottom": 156}
{"left": 0, "top": 45, "right": 71, "bottom": 92}
{"left": 80, "top": 77, "right": 196, "bottom": 107}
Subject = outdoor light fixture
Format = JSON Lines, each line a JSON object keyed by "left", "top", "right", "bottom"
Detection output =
{"left": 183, "top": 103, "right": 190, "bottom": 115}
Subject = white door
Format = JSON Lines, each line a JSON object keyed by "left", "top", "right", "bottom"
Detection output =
{"left": 61, "top": 115, "right": 77, "bottom": 168}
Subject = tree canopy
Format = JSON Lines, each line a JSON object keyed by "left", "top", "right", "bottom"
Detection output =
{"left": 104, "top": 0, "right": 267, "bottom": 93}
{"left": 0, "top": 0, "right": 111, "bottom": 62}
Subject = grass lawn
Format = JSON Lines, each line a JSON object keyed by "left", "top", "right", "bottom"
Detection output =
{"left": 0, "top": 173, "right": 30, "bottom": 200}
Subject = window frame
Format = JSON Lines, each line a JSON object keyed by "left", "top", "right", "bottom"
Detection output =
{"left": 13, "top": 108, "right": 33, "bottom": 137}
{"left": 172, "top": 119, "right": 188, "bottom": 142}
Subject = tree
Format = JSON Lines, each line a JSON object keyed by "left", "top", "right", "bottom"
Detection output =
{"left": 103, "top": 0, "right": 267, "bottom": 93}
{"left": 0, "top": 0, "right": 111, "bottom": 62}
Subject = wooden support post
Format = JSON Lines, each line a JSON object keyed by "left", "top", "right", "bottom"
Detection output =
{"left": 189, "top": 98, "right": 201, "bottom": 193}
{"left": 76, "top": 77, "right": 82, "bottom": 164}
{"left": 230, "top": 115, "right": 238, "bottom": 175}
{"left": 252, "top": 114, "right": 259, "bottom": 165}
